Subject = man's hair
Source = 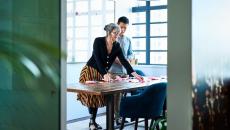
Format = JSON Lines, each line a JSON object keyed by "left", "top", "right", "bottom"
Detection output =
{"left": 117, "top": 16, "right": 129, "bottom": 24}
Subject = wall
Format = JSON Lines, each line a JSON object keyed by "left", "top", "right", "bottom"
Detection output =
{"left": 167, "top": 0, "right": 192, "bottom": 130}
{"left": 0, "top": 0, "right": 61, "bottom": 130}
{"left": 0, "top": 0, "right": 13, "bottom": 90}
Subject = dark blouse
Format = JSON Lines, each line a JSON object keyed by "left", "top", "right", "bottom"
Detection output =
{"left": 87, "top": 37, "right": 134, "bottom": 76}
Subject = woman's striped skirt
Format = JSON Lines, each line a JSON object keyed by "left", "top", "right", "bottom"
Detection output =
{"left": 77, "top": 65, "right": 105, "bottom": 108}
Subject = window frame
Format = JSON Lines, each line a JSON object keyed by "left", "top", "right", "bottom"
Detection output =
{"left": 132, "top": 1, "right": 167, "bottom": 65}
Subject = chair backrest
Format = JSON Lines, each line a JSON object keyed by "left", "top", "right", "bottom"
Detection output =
{"left": 135, "top": 69, "right": 145, "bottom": 76}
{"left": 140, "top": 82, "right": 167, "bottom": 118}
{"left": 119, "top": 82, "right": 167, "bottom": 118}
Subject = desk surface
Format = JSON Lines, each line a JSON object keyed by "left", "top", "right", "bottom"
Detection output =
{"left": 67, "top": 77, "right": 166, "bottom": 95}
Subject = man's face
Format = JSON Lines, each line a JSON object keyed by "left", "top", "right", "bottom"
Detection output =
{"left": 118, "top": 22, "right": 128, "bottom": 36}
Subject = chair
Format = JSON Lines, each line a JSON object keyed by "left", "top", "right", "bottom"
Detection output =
{"left": 119, "top": 82, "right": 167, "bottom": 130}
{"left": 135, "top": 69, "right": 146, "bottom": 76}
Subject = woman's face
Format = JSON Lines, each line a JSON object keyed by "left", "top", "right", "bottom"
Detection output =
{"left": 110, "top": 30, "right": 120, "bottom": 42}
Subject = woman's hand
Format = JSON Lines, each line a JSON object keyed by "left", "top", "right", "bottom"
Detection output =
{"left": 131, "top": 72, "right": 144, "bottom": 82}
{"left": 103, "top": 73, "right": 112, "bottom": 82}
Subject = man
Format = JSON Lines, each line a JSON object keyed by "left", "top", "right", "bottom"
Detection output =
{"left": 109, "top": 16, "right": 133, "bottom": 74}
{"left": 109, "top": 16, "right": 133, "bottom": 125}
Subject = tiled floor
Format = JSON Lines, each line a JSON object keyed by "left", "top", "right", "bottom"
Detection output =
{"left": 67, "top": 115, "right": 146, "bottom": 130}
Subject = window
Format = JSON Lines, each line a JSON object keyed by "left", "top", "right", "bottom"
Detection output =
{"left": 66, "top": 0, "right": 114, "bottom": 62}
{"left": 66, "top": 0, "right": 167, "bottom": 65}
{"left": 131, "top": 0, "right": 167, "bottom": 65}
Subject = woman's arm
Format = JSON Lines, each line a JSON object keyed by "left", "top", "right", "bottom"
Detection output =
{"left": 116, "top": 44, "right": 143, "bottom": 82}
{"left": 131, "top": 71, "right": 144, "bottom": 82}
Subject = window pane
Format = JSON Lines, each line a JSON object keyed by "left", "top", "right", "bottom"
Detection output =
{"left": 131, "top": 12, "right": 146, "bottom": 23}
{"left": 150, "top": 38, "right": 167, "bottom": 50}
{"left": 67, "top": 17, "right": 74, "bottom": 27}
{"left": 132, "top": 24, "right": 146, "bottom": 37}
{"left": 67, "top": 50, "right": 74, "bottom": 62}
{"left": 132, "top": 38, "right": 146, "bottom": 50}
{"left": 150, "top": 23, "right": 167, "bottom": 36}
{"left": 106, "top": 1, "right": 114, "bottom": 11}
{"left": 74, "top": 51, "right": 88, "bottom": 62}
{"left": 76, "top": 1, "right": 88, "bottom": 13}
{"left": 75, "top": 39, "right": 89, "bottom": 50}
{"left": 150, "top": 0, "right": 167, "bottom": 6}
{"left": 151, "top": 9, "right": 167, "bottom": 22}
{"left": 67, "top": 2, "right": 74, "bottom": 14}
{"left": 67, "top": 39, "right": 74, "bottom": 62}
{"left": 91, "top": 0, "right": 102, "bottom": 11}
{"left": 76, "top": 15, "right": 88, "bottom": 26}
{"left": 131, "top": 1, "right": 146, "bottom": 6}
{"left": 150, "top": 52, "right": 167, "bottom": 64}
{"left": 67, "top": 39, "right": 73, "bottom": 51}
{"left": 105, "top": 13, "right": 114, "bottom": 23}
{"left": 76, "top": 27, "right": 88, "bottom": 38}
{"left": 91, "top": 27, "right": 104, "bottom": 39}
{"left": 67, "top": 27, "right": 73, "bottom": 39}
{"left": 67, "top": 53, "right": 73, "bottom": 62}
{"left": 134, "top": 52, "right": 146, "bottom": 64}
{"left": 91, "top": 14, "right": 102, "bottom": 26}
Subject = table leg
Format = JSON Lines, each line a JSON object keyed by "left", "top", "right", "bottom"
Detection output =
{"left": 106, "top": 94, "right": 114, "bottom": 130}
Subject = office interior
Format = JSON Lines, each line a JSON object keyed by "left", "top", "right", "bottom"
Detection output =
{"left": 66, "top": 0, "right": 167, "bottom": 123}
{"left": 0, "top": 0, "right": 230, "bottom": 130}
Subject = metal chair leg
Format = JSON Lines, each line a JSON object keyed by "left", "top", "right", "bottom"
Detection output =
{"left": 134, "top": 118, "right": 138, "bottom": 130}
{"left": 119, "top": 117, "right": 125, "bottom": 130}
{"left": 145, "top": 118, "right": 148, "bottom": 130}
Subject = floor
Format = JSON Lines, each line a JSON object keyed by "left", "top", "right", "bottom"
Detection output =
{"left": 67, "top": 115, "right": 147, "bottom": 130}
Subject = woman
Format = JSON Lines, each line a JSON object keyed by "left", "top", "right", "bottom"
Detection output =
{"left": 77, "top": 23, "right": 143, "bottom": 130}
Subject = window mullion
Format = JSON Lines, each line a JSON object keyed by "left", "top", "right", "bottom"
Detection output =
{"left": 146, "top": 1, "right": 150, "bottom": 65}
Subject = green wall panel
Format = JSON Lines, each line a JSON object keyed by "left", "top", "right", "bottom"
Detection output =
{"left": 0, "top": 0, "right": 60, "bottom": 130}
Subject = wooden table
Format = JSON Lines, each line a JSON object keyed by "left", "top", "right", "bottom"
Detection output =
{"left": 67, "top": 78, "right": 166, "bottom": 130}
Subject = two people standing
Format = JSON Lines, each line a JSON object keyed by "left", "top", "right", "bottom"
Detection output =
{"left": 77, "top": 17, "right": 143, "bottom": 130}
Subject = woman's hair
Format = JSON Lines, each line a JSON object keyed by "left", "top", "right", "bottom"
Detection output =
{"left": 104, "top": 23, "right": 120, "bottom": 36}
